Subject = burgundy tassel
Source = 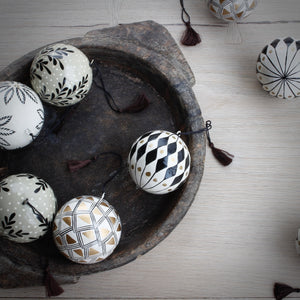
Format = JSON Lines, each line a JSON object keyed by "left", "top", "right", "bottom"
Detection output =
{"left": 180, "top": 0, "right": 201, "bottom": 46}
{"left": 67, "top": 156, "right": 97, "bottom": 172}
{"left": 274, "top": 282, "right": 300, "bottom": 300}
{"left": 44, "top": 267, "right": 64, "bottom": 297}
{"left": 180, "top": 120, "right": 234, "bottom": 166}
{"left": 205, "top": 121, "right": 234, "bottom": 166}
{"left": 121, "top": 94, "right": 150, "bottom": 113}
{"left": 208, "top": 141, "right": 234, "bottom": 166}
{"left": 181, "top": 21, "right": 201, "bottom": 46}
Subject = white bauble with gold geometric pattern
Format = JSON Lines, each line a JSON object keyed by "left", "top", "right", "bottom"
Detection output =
{"left": 207, "top": 0, "right": 257, "bottom": 22}
{"left": 53, "top": 194, "right": 121, "bottom": 264}
{"left": 128, "top": 130, "right": 191, "bottom": 195}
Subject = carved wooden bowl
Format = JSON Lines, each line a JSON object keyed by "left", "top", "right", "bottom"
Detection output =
{"left": 0, "top": 21, "right": 205, "bottom": 288}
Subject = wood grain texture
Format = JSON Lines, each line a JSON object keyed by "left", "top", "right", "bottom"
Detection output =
{"left": 0, "top": 0, "right": 300, "bottom": 298}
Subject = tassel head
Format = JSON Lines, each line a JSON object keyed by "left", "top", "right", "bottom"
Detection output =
{"left": 274, "top": 282, "right": 300, "bottom": 300}
{"left": 44, "top": 267, "right": 64, "bottom": 297}
{"left": 180, "top": 0, "right": 201, "bottom": 46}
{"left": 209, "top": 142, "right": 234, "bottom": 166}
{"left": 181, "top": 22, "right": 201, "bottom": 46}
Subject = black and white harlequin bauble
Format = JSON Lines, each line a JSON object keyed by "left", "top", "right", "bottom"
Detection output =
{"left": 53, "top": 195, "right": 122, "bottom": 264}
{"left": 257, "top": 37, "right": 300, "bottom": 99}
{"left": 207, "top": 0, "right": 257, "bottom": 22}
{"left": 0, "top": 81, "right": 44, "bottom": 150}
{"left": 0, "top": 173, "right": 57, "bottom": 243}
{"left": 30, "top": 43, "right": 93, "bottom": 107}
{"left": 128, "top": 130, "right": 191, "bottom": 195}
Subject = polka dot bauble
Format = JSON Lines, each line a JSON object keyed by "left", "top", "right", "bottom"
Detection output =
{"left": 53, "top": 195, "right": 122, "bottom": 264}
{"left": 256, "top": 37, "right": 300, "bottom": 99}
{"left": 0, "top": 81, "right": 44, "bottom": 150}
{"left": 128, "top": 130, "right": 191, "bottom": 195}
{"left": 0, "top": 173, "right": 57, "bottom": 243}
{"left": 207, "top": 0, "right": 257, "bottom": 22}
{"left": 30, "top": 43, "right": 93, "bottom": 107}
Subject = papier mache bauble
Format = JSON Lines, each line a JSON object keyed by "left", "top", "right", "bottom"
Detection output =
{"left": 0, "top": 81, "right": 44, "bottom": 150}
{"left": 30, "top": 43, "right": 93, "bottom": 107}
{"left": 53, "top": 195, "right": 122, "bottom": 264}
{"left": 257, "top": 37, "right": 300, "bottom": 99}
{"left": 0, "top": 173, "right": 57, "bottom": 243}
{"left": 128, "top": 130, "right": 191, "bottom": 195}
{"left": 207, "top": 0, "right": 257, "bottom": 22}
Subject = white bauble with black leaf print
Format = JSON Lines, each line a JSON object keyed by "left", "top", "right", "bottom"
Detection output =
{"left": 0, "top": 174, "right": 57, "bottom": 243}
{"left": 207, "top": 0, "right": 257, "bottom": 22}
{"left": 256, "top": 37, "right": 300, "bottom": 99}
{"left": 30, "top": 43, "right": 93, "bottom": 107}
{"left": 128, "top": 130, "right": 191, "bottom": 195}
{"left": 53, "top": 195, "right": 122, "bottom": 264}
{"left": 0, "top": 81, "right": 44, "bottom": 150}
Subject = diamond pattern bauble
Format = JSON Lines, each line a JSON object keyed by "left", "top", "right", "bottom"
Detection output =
{"left": 0, "top": 173, "right": 57, "bottom": 243}
{"left": 256, "top": 37, "right": 300, "bottom": 99}
{"left": 128, "top": 130, "right": 191, "bottom": 195}
{"left": 207, "top": 0, "right": 257, "bottom": 22}
{"left": 30, "top": 43, "right": 93, "bottom": 107}
{"left": 0, "top": 81, "right": 44, "bottom": 150}
{"left": 53, "top": 195, "right": 122, "bottom": 264}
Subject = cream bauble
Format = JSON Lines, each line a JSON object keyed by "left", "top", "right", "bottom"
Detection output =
{"left": 30, "top": 43, "right": 93, "bottom": 107}
{"left": 53, "top": 195, "right": 122, "bottom": 264}
{"left": 257, "top": 37, "right": 300, "bottom": 99}
{"left": 128, "top": 130, "right": 191, "bottom": 194}
{"left": 207, "top": 0, "right": 257, "bottom": 22}
{"left": 0, "top": 173, "right": 57, "bottom": 243}
{"left": 0, "top": 81, "right": 44, "bottom": 150}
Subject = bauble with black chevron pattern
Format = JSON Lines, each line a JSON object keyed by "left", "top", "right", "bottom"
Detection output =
{"left": 128, "top": 130, "right": 191, "bottom": 195}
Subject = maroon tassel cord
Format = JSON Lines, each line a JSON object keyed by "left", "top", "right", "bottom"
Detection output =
{"left": 180, "top": 120, "right": 234, "bottom": 166}
{"left": 179, "top": 0, "right": 201, "bottom": 46}
{"left": 44, "top": 267, "right": 64, "bottom": 297}
{"left": 274, "top": 282, "right": 300, "bottom": 300}
{"left": 205, "top": 121, "right": 234, "bottom": 166}
{"left": 93, "top": 63, "right": 149, "bottom": 113}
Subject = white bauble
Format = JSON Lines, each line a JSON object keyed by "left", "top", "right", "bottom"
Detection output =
{"left": 207, "top": 0, "right": 257, "bottom": 22}
{"left": 30, "top": 43, "right": 93, "bottom": 107}
{"left": 53, "top": 195, "right": 122, "bottom": 264}
{"left": 257, "top": 37, "right": 300, "bottom": 99}
{"left": 0, "top": 81, "right": 44, "bottom": 150}
{"left": 0, "top": 174, "right": 57, "bottom": 243}
{"left": 128, "top": 130, "right": 191, "bottom": 194}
